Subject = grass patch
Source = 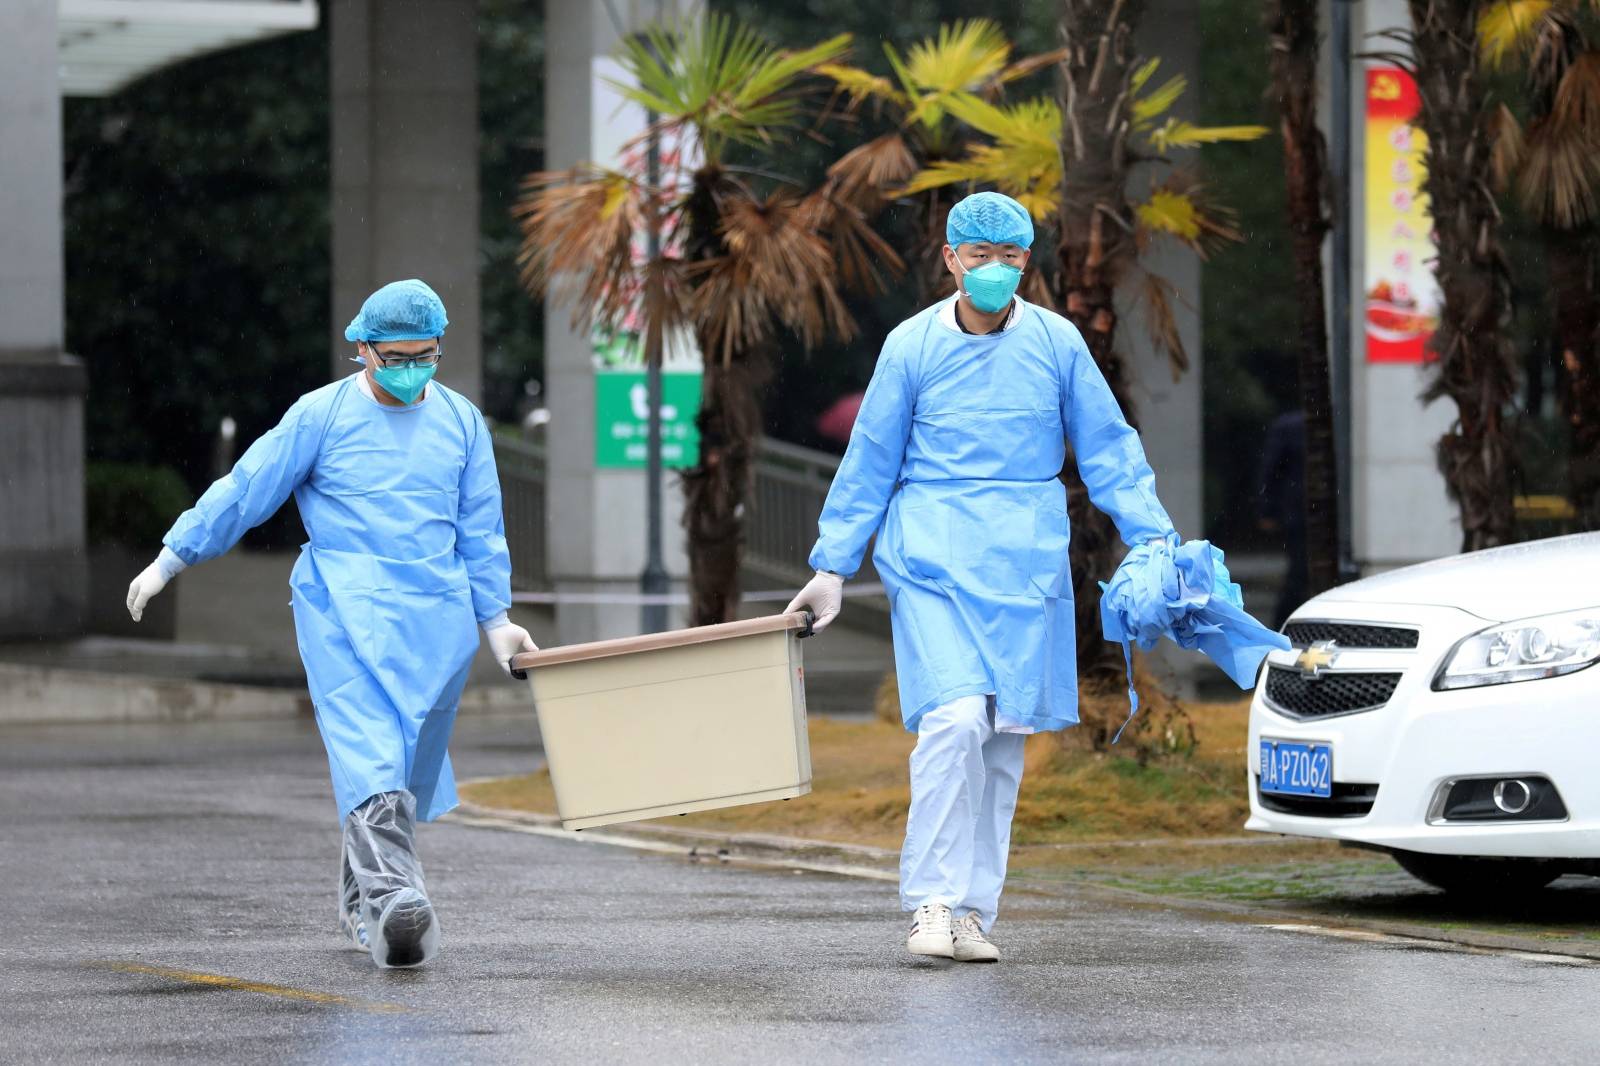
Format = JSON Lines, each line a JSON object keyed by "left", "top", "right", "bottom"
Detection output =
{"left": 460, "top": 695, "right": 1258, "bottom": 850}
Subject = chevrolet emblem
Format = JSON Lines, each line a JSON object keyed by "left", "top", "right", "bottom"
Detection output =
{"left": 1295, "top": 641, "right": 1339, "bottom": 678}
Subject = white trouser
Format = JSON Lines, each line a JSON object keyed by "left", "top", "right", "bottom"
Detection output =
{"left": 899, "top": 694, "right": 1027, "bottom": 933}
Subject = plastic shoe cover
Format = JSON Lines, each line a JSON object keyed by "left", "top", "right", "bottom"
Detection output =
{"left": 337, "top": 853, "right": 370, "bottom": 951}
{"left": 342, "top": 790, "right": 441, "bottom": 969}
{"left": 369, "top": 888, "right": 439, "bottom": 969}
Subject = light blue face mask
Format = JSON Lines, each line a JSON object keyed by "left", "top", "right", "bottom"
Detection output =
{"left": 371, "top": 363, "right": 436, "bottom": 405}
{"left": 955, "top": 258, "right": 1023, "bottom": 314}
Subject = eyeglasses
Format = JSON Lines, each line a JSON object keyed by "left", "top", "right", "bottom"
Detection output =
{"left": 367, "top": 344, "right": 443, "bottom": 370}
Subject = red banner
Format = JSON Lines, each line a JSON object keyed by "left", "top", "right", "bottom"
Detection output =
{"left": 1364, "top": 67, "right": 1440, "bottom": 364}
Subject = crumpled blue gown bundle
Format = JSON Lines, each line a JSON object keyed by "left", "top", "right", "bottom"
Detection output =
{"left": 1099, "top": 537, "right": 1291, "bottom": 736}
{"left": 163, "top": 375, "right": 511, "bottom": 822}
{"left": 809, "top": 299, "right": 1178, "bottom": 733}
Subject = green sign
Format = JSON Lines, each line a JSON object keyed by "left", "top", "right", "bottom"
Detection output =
{"left": 594, "top": 369, "right": 702, "bottom": 469}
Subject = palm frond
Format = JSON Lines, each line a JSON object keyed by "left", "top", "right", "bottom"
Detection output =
{"left": 1136, "top": 189, "right": 1202, "bottom": 242}
{"left": 612, "top": 15, "right": 849, "bottom": 162}
{"left": 798, "top": 185, "right": 906, "bottom": 294}
{"left": 1132, "top": 74, "right": 1187, "bottom": 129}
{"left": 1129, "top": 57, "right": 1162, "bottom": 94}
{"left": 991, "top": 47, "right": 1071, "bottom": 88}
{"left": 899, "top": 154, "right": 1005, "bottom": 196}
{"left": 1550, "top": 48, "right": 1600, "bottom": 136}
{"left": 1478, "top": 0, "right": 1556, "bottom": 66}
{"left": 690, "top": 191, "right": 857, "bottom": 364}
{"left": 1146, "top": 118, "right": 1270, "bottom": 153}
{"left": 1138, "top": 271, "right": 1191, "bottom": 380}
{"left": 816, "top": 62, "right": 906, "bottom": 109}
{"left": 826, "top": 131, "right": 920, "bottom": 204}
{"left": 903, "top": 94, "right": 1064, "bottom": 215}
{"left": 1518, "top": 113, "right": 1600, "bottom": 225}
{"left": 903, "top": 19, "right": 1011, "bottom": 95}
{"left": 1489, "top": 102, "right": 1526, "bottom": 192}
{"left": 514, "top": 165, "right": 657, "bottom": 334}
{"left": 1134, "top": 174, "right": 1243, "bottom": 258}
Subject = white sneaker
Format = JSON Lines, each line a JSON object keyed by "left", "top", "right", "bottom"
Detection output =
{"left": 906, "top": 903, "right": 955, "bottom": 957}
{"left": 952, "top": 912, "right": 1000, "bottom": 962}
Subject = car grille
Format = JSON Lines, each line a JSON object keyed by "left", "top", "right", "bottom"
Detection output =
{"left": 1284, "top": 621, "right": 1419, "bottom": 649}
{"left": 1256, "top": 780, "right": 1379, "bottom": 818}
{"left": 1265, "top": 666, "right": 1401, "bottom": 719}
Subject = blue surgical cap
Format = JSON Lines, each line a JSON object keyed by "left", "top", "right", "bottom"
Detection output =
{"left": 344, "top": 279, "right": 449, "bottom": 342}
{"left": 946, "top": 191, "right": 1034, "bottom": 250}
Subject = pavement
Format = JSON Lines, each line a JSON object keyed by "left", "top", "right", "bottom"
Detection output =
{"left": 4, "top": 715, "right": 1599, "bottom": 1065}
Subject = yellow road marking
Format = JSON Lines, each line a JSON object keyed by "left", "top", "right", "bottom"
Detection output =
{"left": 96, "top": 961, "right": 411, "bottom": 1013}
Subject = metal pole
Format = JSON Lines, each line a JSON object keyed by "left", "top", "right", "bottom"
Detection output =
{"left": 640, "top": 105, "right": 669, "bottom": 632}
{"left": 639, "top": 0, "right": 669, "bottom": 633}
{"left": 1330, "top": 0, "right": 1358, "bottom": 582}
{"left": 600, "top": 0, "right": 670, "bottom": 632}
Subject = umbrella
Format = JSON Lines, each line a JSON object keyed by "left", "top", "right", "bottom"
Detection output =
{"left": 815, "top": 392, "right": 864, "bottom": 444}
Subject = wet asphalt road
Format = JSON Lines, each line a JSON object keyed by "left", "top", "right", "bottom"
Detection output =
{"left": 2, "top": 715, "right": 1597, "bottom": 1065}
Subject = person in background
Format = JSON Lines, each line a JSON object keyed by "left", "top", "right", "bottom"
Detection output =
{"left": 124, "top": 278, "right": 537, "bottom": 969}
{"left": 1256, "top": 409, "right": 1308, "bottom": 630}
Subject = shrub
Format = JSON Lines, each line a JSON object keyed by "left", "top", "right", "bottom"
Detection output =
{"left": 85, "top": 462, "right": 193, "bottom": 551}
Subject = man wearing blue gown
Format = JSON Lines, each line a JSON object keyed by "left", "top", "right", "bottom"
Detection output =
{"left": 124, "top": 279, "right": 537, "bottom": 969}
{"left": 787, "top": 192, "right": 1179, "bottom": 963}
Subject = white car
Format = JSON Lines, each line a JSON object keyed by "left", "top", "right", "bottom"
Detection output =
{"left": 1246, "top": 532, "right": 1600, "bottom": 894}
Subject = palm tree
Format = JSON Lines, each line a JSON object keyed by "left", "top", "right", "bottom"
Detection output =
{"left": 818, "top": 19, "right": 1066, "bottom": 303}
{"left": 1478, "top": 1, "right": 1600, "bottom": 527}
{"left": 1398, "top": 0, "right": 1519, "bottom": 550}
{"left": 1266, "top": 0, "right": 1341, "bottom": 598}
{"left": 516, "top": 16, "right": 899, "bottom": 625}
{"left": 901, "top": 35, "right": 1266, "bottom": 699}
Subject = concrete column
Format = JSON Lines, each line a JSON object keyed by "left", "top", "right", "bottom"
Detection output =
{"left": 1130, "top": 0, "right": 1204, "bottom": 546}
{"left": 1347, "top": 0, "right": 1460, "bottom": 571}
{"left": 1129, "top": 2, "right": 1205, "bottom": 693}
{"left": 0, "top": 0, "right": 86, "bottom": 640}
{"left": 330, "top": 0, "right": 481, "bottom": 401}
{"left": 544, "top": 1, "right": 694, "bottom": 644}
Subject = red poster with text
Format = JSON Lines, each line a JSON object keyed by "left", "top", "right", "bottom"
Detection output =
{"left": 1364, "top": 67, "right": 1440, "bottom": 363}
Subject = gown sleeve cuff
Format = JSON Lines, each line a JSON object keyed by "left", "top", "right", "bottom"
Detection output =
{"left": 479, "top": 611, "right": 511, "bottom": 632}
{"left": 155, "top": 547, "right": 189, "bottom": 583}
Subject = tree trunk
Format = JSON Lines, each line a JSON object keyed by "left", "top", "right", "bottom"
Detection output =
{"left": 681, "top": 350, "right": 770, "bottom": 626}
{"left": 1266, "top": 0, "right": 1340, "bottom": 597}
{"left": 1407, "top": 0, "right": 1519, "bottom": 551}
{"left": 1056, "top": 0, "right": 1148, "bottom": 693}
{"left": 678, "top": 164, "right": 770, "bottom": 626}
{"left": 1547, "top": 226, "right": 1600, "bottom": 527}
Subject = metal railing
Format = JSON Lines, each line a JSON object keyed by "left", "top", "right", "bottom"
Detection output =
{"left": 493, "top": 432, "right": 548, "bottom": 590}
{"left": 743, "top": 437, "right": 883, "bottom": 589}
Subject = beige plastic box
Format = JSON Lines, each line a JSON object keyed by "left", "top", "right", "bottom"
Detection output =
{"left": 508, "top": 612, "right": 813, "bottom": 831}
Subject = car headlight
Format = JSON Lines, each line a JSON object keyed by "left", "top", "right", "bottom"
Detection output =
{"left": 1434, "top": 608, "right": 1600, "bottom": 690}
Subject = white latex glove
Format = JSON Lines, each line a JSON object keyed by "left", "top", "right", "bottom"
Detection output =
{"left": 784, "top": 570, "right": 844, "bottom": 633}
{"left": 126, "top": 558, "right": 174, "bottom": 622}
{"left": 485, "top": 622, "right": 538, "bottom": 676}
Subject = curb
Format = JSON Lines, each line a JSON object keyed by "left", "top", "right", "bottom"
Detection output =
{"left": 0, "top": 662, "right": 533, "bottom": 726}
{"left": 449, "top": 792, "right": 1600, "bottom": 964}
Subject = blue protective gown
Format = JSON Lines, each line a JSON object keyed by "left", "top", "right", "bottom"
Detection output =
{"left": 809, "top": 298, "right": 1175, "bottom": 733}
{"left": 163, "top": 375, "right": 512, "bottom": 822}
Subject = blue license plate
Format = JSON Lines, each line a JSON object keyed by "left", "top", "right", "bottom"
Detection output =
{"left": 1259, "top": 739, "right": 1333, "bottom": 798}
